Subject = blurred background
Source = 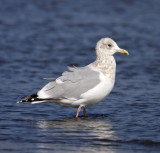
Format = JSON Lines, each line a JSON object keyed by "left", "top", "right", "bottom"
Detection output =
{"left": 0, "top": 0, "right": 160, "bottom": 153}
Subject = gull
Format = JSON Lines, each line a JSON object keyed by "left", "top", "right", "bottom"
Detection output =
{"left": 17, "top": 38, "right": 129, "bottom": 118}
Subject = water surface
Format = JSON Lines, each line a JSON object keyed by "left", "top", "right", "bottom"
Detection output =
{"left": 0, "top": 0, "right": 160, "bottom": 152}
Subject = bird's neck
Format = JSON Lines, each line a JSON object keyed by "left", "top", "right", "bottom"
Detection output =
{"left": 92, "top": 52, "right": 116, "bottom": 82}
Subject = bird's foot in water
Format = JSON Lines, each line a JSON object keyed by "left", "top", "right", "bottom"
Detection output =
{"left": 76, "top": 105, "right": 87, "bottom": 118}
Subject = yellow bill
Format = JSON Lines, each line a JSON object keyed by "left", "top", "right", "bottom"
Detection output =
{"left": 117, "top": 49, "right": 129, "bottom": 55}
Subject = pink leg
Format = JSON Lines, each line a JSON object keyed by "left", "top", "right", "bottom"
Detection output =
{"left": 76, "top": 105, "right": 81, "bottom": 118}
{"left": 83, "top": 107, "right": 87, "bottom": 116}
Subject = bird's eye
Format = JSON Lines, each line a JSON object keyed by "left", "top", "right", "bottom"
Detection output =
{"left": 107, "top": 44, "right": 112, "bottom": 47}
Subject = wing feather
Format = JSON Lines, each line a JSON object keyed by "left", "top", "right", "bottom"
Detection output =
{"left": 38, "top": 66, "right": 100, "bottom": 99}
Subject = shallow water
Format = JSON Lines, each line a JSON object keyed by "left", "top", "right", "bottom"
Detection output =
{"left": 0, "top": 0, "right": 160, "bottom": 152}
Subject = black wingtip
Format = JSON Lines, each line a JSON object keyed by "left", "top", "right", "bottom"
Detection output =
{"left": 17, "top": 100, "right": 24, "bottom": 103}
{"left": 17, "top": 94, "right": 38, "bottom": 103}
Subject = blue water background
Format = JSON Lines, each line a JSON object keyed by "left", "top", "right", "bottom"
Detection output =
{"left": 0, "top": 0, "right": 160, "bottom": 152}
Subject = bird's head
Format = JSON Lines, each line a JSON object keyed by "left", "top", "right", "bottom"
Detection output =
{"left": 96, "top": 38, "right": 129, "bottom": 56}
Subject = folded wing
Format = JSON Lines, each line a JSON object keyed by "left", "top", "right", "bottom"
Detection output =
{"left": 37, "top": 66, "right": 100, "bottom": 100}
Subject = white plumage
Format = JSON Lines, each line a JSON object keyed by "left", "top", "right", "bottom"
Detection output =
{"left": 18, "top": 38, "right": 129, "bottom": 118}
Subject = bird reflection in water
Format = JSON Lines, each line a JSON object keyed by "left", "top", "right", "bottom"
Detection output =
{"left": 33, "top": 115, "right": 117, "bottom": 153}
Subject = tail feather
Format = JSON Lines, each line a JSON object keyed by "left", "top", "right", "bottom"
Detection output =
{"left": 17, "top": 94, "right": 45, "bottom": 103}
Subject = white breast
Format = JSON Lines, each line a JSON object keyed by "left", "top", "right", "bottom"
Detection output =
{"left": 78, "top": 72, "right": 115, "bottom": 106}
